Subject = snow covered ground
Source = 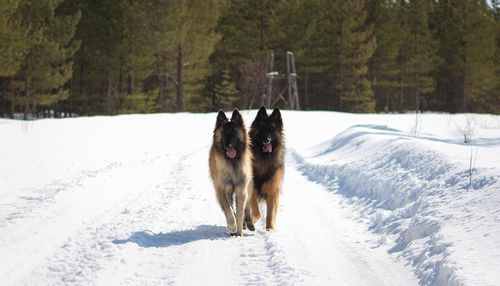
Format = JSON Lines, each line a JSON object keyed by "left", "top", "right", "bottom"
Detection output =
{"left": 0, "top": 111, "right": 499, "bottom": 285}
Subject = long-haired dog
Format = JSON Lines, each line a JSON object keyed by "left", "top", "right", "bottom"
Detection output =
{"left": 249, "top": 106, "right": 284, "bottom": 230}
{"left": 209, "top": 109, "right": 255, "bottom": 236}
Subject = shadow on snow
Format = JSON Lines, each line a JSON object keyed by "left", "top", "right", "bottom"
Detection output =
{"left": 112, "top": 225, "right": 229, "bottom": 248}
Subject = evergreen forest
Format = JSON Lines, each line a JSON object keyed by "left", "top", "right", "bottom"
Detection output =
{"left": 1, "top": 0, "right": 499, "bottom": 118}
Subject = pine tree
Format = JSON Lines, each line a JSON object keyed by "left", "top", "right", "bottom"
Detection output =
{"left": 491, "top": 0, "right": 500, "bottom": 113}
{"left": 460, "top": 0, "right": 497, "bottom": 113}
{"left": 405, "top": 0, "right": 440, "bottom": 112}
{"left": 149, "top": 0, "right": 179, "bottom": 113}
{"left": 121, "top": 0, "right": 155, "bottom": 96}
{"left": 435, "top": 0, "right": 496, "bottom": 112}
{"left": 313, "top": 0, "right": 376, "bottom": 112}
{"left": 169, "top": 0, "right": 223, "bottom": 112}
{"left": 65, "top": 0, "right": 124, "bottom": 115}
{"left": 293, "top": 0, "right": 334, "bottom": 110}
{"left": 10, "top": 0, "right": 80, "bottom": 119}
{"left": 394, "top": 0, "right": 411, "bottom": 111}
{"left": 271, "top": 0, "right": 319, "bottom": 110}
{"left": 0, "top": 0, "right": 28, "bottom": 77}
{"left": 211, "top": 0, "right": 278, "bottom": 109}
{"left": 213, "top": 67, "right": 239, "bottom": 109}
{"left": 215, "top": 0, "right": 277, "bottom": 66}
{"left": 0, "top": 0, "right": 28, "bottom": 117}
{"left": 366, "top": 0, "right": 401, "bottom": 112}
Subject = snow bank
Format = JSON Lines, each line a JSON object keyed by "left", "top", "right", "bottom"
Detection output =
{"left": 285, "top": 112, "right": 500, "bottom": 286}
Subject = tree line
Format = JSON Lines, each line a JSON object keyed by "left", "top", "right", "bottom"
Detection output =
{"left": 0, "top": 0, "right": 499, "bottom": 119}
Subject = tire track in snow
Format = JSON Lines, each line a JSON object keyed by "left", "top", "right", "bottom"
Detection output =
{"left": 12, "top": 144, "right": 417, "bottom": 285}
{"left": 7, "top": 152, "right": 183, "bottom": 285}
{"left": 237, "top": 229, "right": 303, "bottom": 286}
{"left": 23, "top": 145, "right": 306, "bottom": 285}
{"left": 0, "top": 161, "right": 120, "bottom": 227}
{"left": 22, "top": 151, "right": 200, "bottom": 285}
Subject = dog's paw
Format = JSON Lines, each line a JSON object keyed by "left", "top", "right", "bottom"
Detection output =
{"left": 230, "top": 231, "right": 243, "bottom": 237}
{"left": 227, "top": 223, "right": 237, "bottom": 234}
{"left": 243, "top": 221, "right": 255, "bottom": 231}
{"left": 247, "top": 223, "right": 255, "bottom": 231}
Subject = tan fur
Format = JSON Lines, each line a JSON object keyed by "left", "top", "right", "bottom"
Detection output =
{"left": 250, "top": 167, "right": 283, "bottom": 230}
{"left": 208, "top": 115, "right": 253, "bottom": 236}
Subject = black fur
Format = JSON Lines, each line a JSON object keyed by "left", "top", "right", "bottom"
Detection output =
{"left": 248, "top": 106, "right": 285, "bottom": 230}
{"left": 215, "top": 109, "right": 247, "bottom": 161}
{"left": 250, "top": 106, "right": 284, "bottom": 161}
{"left": 250, "top": 106, "right": 284, "bottom": 197}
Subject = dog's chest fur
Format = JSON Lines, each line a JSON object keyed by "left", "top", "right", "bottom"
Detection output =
{"left": 215, "top": 153, "right": 251, "bottom": 189}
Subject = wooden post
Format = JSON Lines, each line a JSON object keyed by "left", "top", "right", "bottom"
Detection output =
{"left": 266, "top": 53, "right": 274, "bottom": 108}
{"left": 261, "top": 53, "right": 269, "bottom": 107}
{"left": 290, "top": 52, "right": 300, "bottom": 110}
{"left": 286, "top": 52, "right": 293, "bottom": 109}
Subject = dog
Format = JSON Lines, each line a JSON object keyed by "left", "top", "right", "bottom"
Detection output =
{"left": 209, "top": 109, "right": 255, "bottom": 236}
{"left": 249, "top": 106, "right": 285, "bottom": 230}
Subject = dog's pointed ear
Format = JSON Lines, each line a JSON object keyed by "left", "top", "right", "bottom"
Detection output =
{"left": 257, "top": 106, "right": 268, "bottom": 118}
{"left": 253, "top": 106, "right": 268, "bottom": 126}
{"left": 270, "top": 107, "right": 283, "bottom": 129}
{"left": 231, "top": 109, "right": 243, "bottom": 126}
{"left": 216, "top": 110, "right": 228, "bottom": 129}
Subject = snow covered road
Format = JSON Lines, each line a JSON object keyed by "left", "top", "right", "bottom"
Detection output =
{"left": 1, "top": 111, "right": 499, "bottom": 285}
{"left": 0, "top": 140, "right": 416, "bottom": 285}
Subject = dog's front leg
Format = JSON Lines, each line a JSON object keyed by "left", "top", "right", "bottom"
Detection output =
{"left": 217, "top": 189, "right": 236, "bottom": 234}
{"left": 250, "top": 189, "right": 262, "bottom": 224}
{"left": 234, "top": 186, "right": 248, "bottom": 236}
{"left": 265, "top": 191, "right": 279, "bottom": 231}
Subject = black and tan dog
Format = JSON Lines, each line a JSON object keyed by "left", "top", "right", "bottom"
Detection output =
{"left": 249, "top": 106, "right": 285, "bottom": 230}
{"left": 209, "top": 109, "right": 255, "bottom": 236}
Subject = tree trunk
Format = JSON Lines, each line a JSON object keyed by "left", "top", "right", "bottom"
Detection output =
{"left": 176, "top": 45, "right": 184, "bottom": 112}
{"left": 461, "top": 3, "right": 467, "bottom": 113}
{"left": 53, "top": 102, "right": 58, "bottom": 118}
{"left": 304, "top": 70, "right": 309, "bottom": 110}
{"left": 24, "top": 56, "right": 30, "bottom": 121}
{"left": 399, "top": 57, "right": 405, "bottom": 111}
{"left": 414, "top": 26, "right": 419, "bottom": 114}
{"left": 68, "top": 78, "right": 73, "bottom": 117}
{"left": 0, "top": 80, "right": 5, "bottom": 118}
{"left": 415, "top": 71, "right": 419, "bottom": 113}
{"left": 129, "top": 64, "right": 135, "bottom": 95}
{"left": 157, "top": 54, "right": 165, "bottom": 112}
{"left": 163, "top": 56, "right": 169, "bottom": 112}
{"left": 118, "top": 57, "right": 124, "bottom": 95}
{"left": 338, "top": 20, "right": 344, "bottom": 111}
{"left": 79, "top": 59, "right": 84, "bottom": 96}
{"left": 338, "top": 60, "right": 344, "bottom": 111}
{"left": 385, "top": 84, "right": 389, "bottom": 112}
{"left": 107, "top": 76, "right": 113, "bottom": 114}
{"left": 9, "top": 76, "right": 14, "bottom": 119}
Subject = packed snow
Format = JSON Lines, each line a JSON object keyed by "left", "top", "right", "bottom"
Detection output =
{"left": 0, "top": 111, "right": 499, "bottom": 285}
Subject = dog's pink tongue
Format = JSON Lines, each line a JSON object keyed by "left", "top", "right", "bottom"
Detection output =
{"left": 264, "top": 143, "right": 272, "bottom": 153}
{"left": 227, "top": 148, "right": 237, "bottom": 159}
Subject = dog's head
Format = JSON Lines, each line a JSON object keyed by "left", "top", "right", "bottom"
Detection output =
{"left": 250, "top": 106, "right": 283, "bottom": 155}
{"left": 214, "top": 109, "right": 247, "bottom": 160}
